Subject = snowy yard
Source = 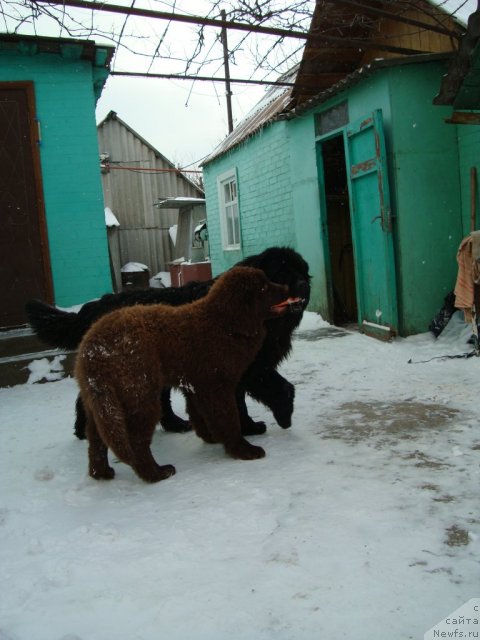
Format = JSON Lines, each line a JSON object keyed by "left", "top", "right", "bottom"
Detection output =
{"left": 0, "top": 312, "right": 478, "bottom": 640}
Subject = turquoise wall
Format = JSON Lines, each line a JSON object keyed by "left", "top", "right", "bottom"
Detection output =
{"left": 287, "top": 112, "right": 329, "bottom": 314}
{"left": 0, "top": 49, "right": 112, "bottom": 306}
{"left": 388, "top": 61, "right": 463, "bottom": 334}
{"left": 301, "top": 62, "right": 464, "bottom": 334}
{"left": 203, "top": 121, "right": 295, "bottom": 275}
{"left": 203, "top": 59, "right": 466, "bottom": 335}
{"left": 289, "top": 74, "right": 395, "bottom": 318}
{"left": 457, "top": 124, "right": 480, "bottom": 235}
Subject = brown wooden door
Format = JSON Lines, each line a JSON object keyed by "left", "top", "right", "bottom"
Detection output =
{"left": 0, "top": 82, "right": 52, "bottom": 328}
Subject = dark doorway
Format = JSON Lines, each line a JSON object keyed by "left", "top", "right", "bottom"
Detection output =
{"left": 0, "top": 83, "right": 52, "bottom": 328}
{"left": 322, "top": 135, "right": 357, "bottom": 325}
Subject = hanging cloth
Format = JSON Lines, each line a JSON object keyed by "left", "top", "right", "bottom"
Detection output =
{"left": 472, "top": 230, "right": 480, "bottom": 268}
{"left": 454, "top": 235, "right": 480, "bottom": 322}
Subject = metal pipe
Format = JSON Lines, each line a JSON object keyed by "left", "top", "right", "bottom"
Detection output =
{"left": 110, "top": 70, "right": 297, "bottom": 87}
{"left": 221, "top": 8, "right": 234, "bottom": 133}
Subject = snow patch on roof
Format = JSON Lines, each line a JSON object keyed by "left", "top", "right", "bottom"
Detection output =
{"left": 202, "top": 66, "right": 298, "bottom": 165}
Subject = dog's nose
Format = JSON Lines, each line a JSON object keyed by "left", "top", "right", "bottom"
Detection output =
{"left": 294, "top": 279, "right": 310, "bottom": 300}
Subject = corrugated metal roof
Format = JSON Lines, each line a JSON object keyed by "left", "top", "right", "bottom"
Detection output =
{"left": 154, "top": 197, "right": 206, "bottom": 210}
{"left": 202, "top": 66, "right": 298, "bottom": 166}
{"left": 98, "top": 111, "right": 202, "bottom": 193}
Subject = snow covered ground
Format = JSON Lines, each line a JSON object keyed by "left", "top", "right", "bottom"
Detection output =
{"left": 0, "top": 312, "right": 478, "bottom": 640}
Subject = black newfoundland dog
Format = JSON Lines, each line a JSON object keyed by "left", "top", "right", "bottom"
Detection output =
{"left": 26, "top": 246, "right": 311, "bottom": 439}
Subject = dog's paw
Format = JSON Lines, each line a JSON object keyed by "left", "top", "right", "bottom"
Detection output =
{"left": 90, "top": 465, "right": 115, "bottom": 480}
{"left": 138, "top": 463, "right": 176, "bottom": 483}
{"left": 274, "top": 410, "right": 292, "bottom": 429}
{"left": 74, "top": 424, "right": 87, "bottom": 440}
{"left": 241, "top": 420, "right": 267, "bottom": 436}
{"left": 273, "top": 381, "right": 295, "bottom": 429}
{"left": 227, "top": 439, "right": 266, "bottom": 460}
{"left": 161, "top": 415, "right": 192, "bottom": 433}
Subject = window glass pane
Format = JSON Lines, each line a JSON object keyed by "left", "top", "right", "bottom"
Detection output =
{"left": 227, "top": 213, "right": 234, "bottom": 245}
{"left": 224, "top": 182, "right": 231, "bottom": 203}
{"left": 219, "top": 171, "right": 240, "bottom": 248}
{"left": 315, "top": 101, "right": 348, "bottom": 136}
{"left": 233, "top": 212, "right": 240, "bottom": 245}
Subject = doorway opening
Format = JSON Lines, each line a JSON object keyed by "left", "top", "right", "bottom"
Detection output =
{"left": 322, "top": 135, "right": 357, "bottom": 326}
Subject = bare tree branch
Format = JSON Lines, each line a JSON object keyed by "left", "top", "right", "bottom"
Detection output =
{"left": 0, "top": 0, "right": 471, "bottom": 87}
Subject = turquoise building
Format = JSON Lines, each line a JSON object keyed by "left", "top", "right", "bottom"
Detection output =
{"left": 202, "top": 4, "right": 478, "bottom": 337}
{"left": 0, "top": 34, "right": 114, "bottom": 327}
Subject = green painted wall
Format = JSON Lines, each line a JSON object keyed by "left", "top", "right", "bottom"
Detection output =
{"left": 287, "top": 112, "right": 328, "bottom": 315}
{"left": 299, "top": 61, "right": 463, "bottom": 335}
{"left": 457, "top": 124, "right": 480, "bottom": 235}
{"left": 0, "top": 48, "right": 112, "bottom": 306}
{"left": 203, "top": 59, "right": 466, "bottom": 335}
{"left": 387, "top": 61, "right": 463, "bottom": 335}
{"left": 203, "top": 121, "right": 295, "bottom": 275}
{"left": 288, "top": 74, "right": 396, "bottom": 318}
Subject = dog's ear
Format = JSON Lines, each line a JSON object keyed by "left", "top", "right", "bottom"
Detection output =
{"left": 229, "top": 292, "right": 265, "bottom": 337}
{"left": 214, "top": 267, "right": 271, "bottom": 338}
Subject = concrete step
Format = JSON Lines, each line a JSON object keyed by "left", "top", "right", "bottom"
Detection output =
{"left": 0, "top": 327, "right": 76, "bottom": 387}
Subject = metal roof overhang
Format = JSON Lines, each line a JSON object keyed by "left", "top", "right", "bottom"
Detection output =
{"left": 154, "top": 197, "right": 206, "bottom": 210}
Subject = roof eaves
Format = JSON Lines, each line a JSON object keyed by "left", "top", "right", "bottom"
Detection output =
{"left": 0, "top": 33, "right": 114, "bottom": 67}
{"left": 201, "top": 65, "right": 299, "bottom": 166}
{"left": 290, "top": 52, "right": 454, "bottom": 117}
{"left": 201, "top": 86, "right": 293, "bottom": 166}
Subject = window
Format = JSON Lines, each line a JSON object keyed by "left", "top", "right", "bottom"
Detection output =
{"left": 218, "top": 169, "right": 241, "bottom": 250}
{"left": 315, "top": 101, "right": 349, "bottom": 137}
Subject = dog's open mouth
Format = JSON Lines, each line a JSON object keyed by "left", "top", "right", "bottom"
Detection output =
{"left": 270, "top": 297, "right": 305, "bottom": 315}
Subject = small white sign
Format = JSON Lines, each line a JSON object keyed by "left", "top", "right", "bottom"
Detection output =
{"left": 425, "top": 599, "right": 480, "bottom": 639}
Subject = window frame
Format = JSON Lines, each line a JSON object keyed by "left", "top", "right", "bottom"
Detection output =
{"left": 217, "top": 168, "right": 241, "bottom": 251}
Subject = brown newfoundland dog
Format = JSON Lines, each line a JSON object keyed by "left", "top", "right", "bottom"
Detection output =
{"left": 76, "top": 267, "right": 289, "bottom": 482}
{"left": 26, "top": 247, "right": 311, "bottom": 438}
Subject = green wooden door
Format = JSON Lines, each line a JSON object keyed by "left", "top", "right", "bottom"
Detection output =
{"left": 344, "top": 109, "right": 398, "bottom": 337}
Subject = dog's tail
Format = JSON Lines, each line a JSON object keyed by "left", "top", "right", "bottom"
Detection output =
{"left": 25, "top": 299, "right": 86, "bottom": 350}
